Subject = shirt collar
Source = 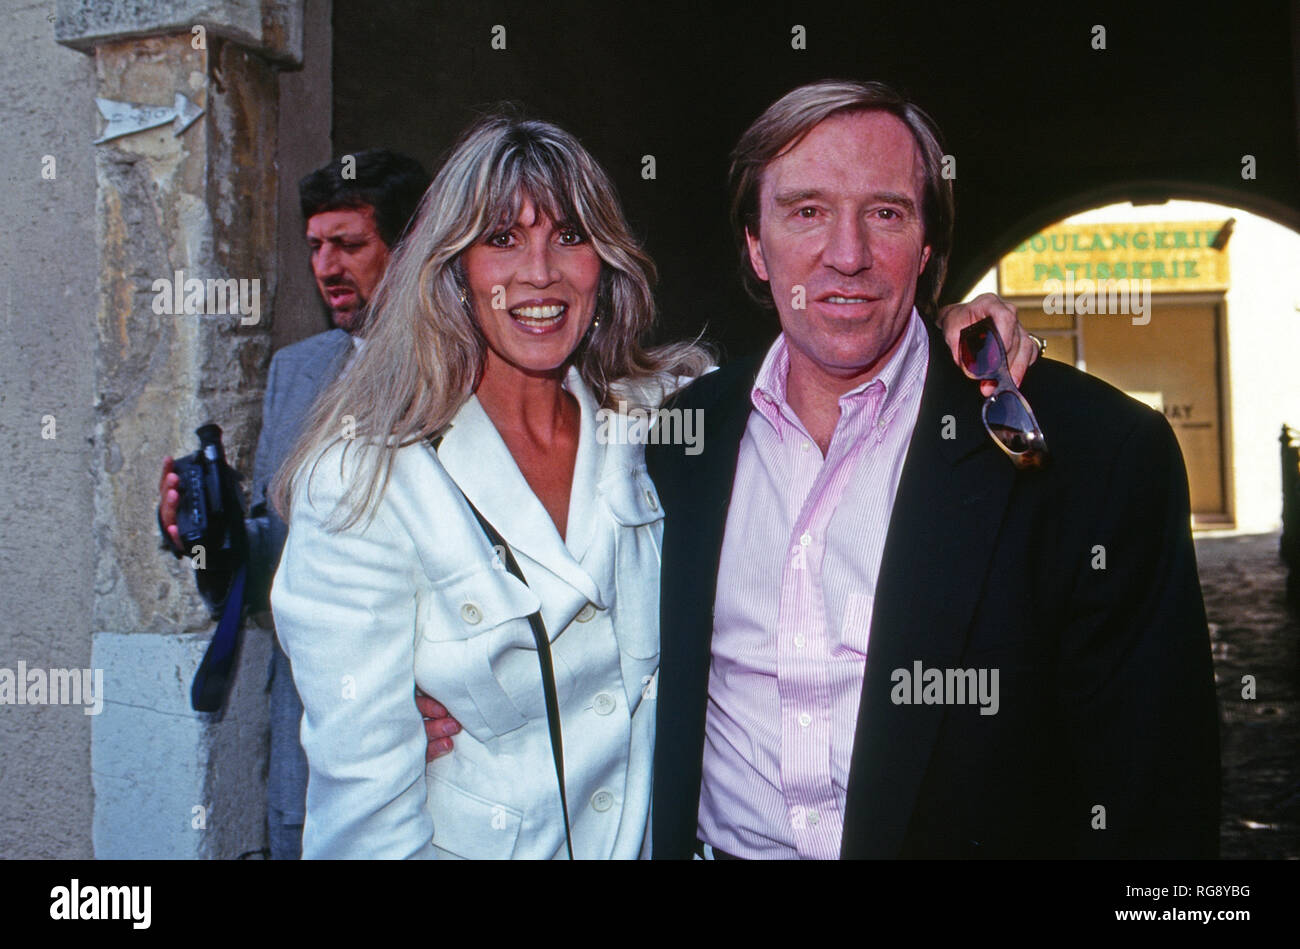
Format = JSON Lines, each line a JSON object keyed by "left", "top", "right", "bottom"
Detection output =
{"left": 750, "top": 307, "right": 929, "bottom": 439}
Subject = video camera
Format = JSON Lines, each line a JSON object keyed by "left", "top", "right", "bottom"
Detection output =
{"left": 167, "top": 423, "right": 251, "bottom": 713}
{"left": 170, "top": 423, "right": 247, "bottom": 574}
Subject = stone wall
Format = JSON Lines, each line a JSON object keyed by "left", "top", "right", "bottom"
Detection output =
{"left": 0, "top": 0, "right": 328, "bottom": 859}
{"left": 0, "top": 3, "right": 99, "bottom": 860}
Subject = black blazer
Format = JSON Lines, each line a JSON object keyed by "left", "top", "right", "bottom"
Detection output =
{"left": 648, "top": 325, "right": 1220, "bottom": 858}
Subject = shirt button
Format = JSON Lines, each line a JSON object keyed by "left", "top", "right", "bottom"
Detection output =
{"left": 591, "top": 790, "right": 614, "bottom": 812}
{"left": 576, "top": 603, "right": 596, "bottom": 623}
{"left": 801, "top": 441, "right": 811, "bottom": 452}
{"left": 807, "top": 809, "right": 820, "bottom": 826}
{"left": 644, "top": 488, "right": 660, "bottom": 511}
{"left": 799, "top": 532, "right": 812, "bottom": 547}
{"left": 459, "top": 602, "right": 482, "bottom": 625}
{"left": 798, "top": 712, "right": 811, "bottom": 727}
{"left": 593, "top": 692, "right": 616, "bottom": 716}
{"left": 794, "top": 634, "right": 806, "bottom": 648}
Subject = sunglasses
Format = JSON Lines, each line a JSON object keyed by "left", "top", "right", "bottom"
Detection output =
{"left": 958, "top": 317, "right": 1049, "bottom": 470}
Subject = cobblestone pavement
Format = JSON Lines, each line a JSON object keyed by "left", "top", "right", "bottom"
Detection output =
{"left": 1194, "top": 531, "right": 1299, "bottom": 859}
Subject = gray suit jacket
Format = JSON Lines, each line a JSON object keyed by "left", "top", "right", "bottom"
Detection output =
{"left": 245, "top": 328, "right": 354, "bottom": 610}
{"left": 243, "top": 328, "right": 352, "bottom": 832}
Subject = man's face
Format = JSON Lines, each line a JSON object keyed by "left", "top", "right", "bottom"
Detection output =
{"left": 305, "top": 206, "right": 391, "bottom": 333}
{"left": 746, "top": 110, "right": 932, "bottom": 388}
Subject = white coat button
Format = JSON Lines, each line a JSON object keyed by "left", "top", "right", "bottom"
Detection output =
{"left": 460, "top": 602, "right": 482, "bottom": 625}
{"left": 593, "top": 692, "right": 616, "bottom": 715}
{"left": 799, "top": 532, "right": 812, "bottom": 547}
{"left": 798, "top": 712, "right": 812, "bottom": 727}
{"left": 644, "top": 488, "right": 659, "bottom": 511}
{"left": 576, "top": 603, "right": 596, "bottom": 623}
{"left": 591, "top": 790, "right": 614, "bottom": 812}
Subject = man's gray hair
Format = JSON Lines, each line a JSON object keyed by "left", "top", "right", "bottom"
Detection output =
{"left": 729, "top": 79, "right": 955, "bottom": 317}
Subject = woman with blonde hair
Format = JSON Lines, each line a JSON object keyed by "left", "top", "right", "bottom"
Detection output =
{"left": 271, "top": 112, "right": 710, "bottom": 859}
{"left": 270, "top": 109, "right": 1031, "bottom": 859}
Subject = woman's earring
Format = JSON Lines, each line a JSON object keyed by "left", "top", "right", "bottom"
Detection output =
{"left": 457, "top": 287, "right": 467, "bottom": 303}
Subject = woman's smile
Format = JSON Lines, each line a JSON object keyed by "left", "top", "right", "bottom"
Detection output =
{"left": 462, "top": 196, "right": 602, "bottom": 373}
{"left": 508, "top": 298, "right": 570, "bottom": 332}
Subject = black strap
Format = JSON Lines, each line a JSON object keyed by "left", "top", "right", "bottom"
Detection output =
{"left": 430, "top": 436, "right": 575, "bottom": 859}
{"left": 181, "top": 456, "right": 251, "bottom": 715}
{"left": 190, "top": 563, "right": 247, "bottom": 713}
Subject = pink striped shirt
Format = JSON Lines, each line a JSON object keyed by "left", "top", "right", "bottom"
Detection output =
{"left": 697, "top": 309, "right": 929, "bottom": 859}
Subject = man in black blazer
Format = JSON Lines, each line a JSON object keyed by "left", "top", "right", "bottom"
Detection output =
{"left": 648, "top": 80, "right": 1219, "bottom": 859}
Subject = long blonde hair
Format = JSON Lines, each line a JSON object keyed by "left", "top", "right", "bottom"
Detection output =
{"left": 272, "top": 110, "right": 711, "bottom": 529}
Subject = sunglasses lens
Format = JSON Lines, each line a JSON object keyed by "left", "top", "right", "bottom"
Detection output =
{"left": 958, "top": 319, "right": 1004, "bottom": 379}
{"left": 984, "top": 390, "right": 1041, "bottom": 454}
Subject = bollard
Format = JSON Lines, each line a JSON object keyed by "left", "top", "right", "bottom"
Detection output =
{"left": 1282, "top": 424, "right": 1300, "bottom": 608}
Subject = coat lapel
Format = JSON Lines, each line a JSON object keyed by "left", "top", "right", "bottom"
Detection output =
{"left": 559, "top": 368, "right": 603, "bottom": 569}
{"left": 650, "top": 355, "right": 764, "bottom": 856}
{"left": 435, "top": 367, "right": 605, "bottom": 608}
{"left": 295, "top": 329, "right": 353, "bottom": 394}
{"left": 840, "top": 325, "right": 1018, "bottom": 858}
{"left": 681, "top": 360, "right": 763, "bottom": 601}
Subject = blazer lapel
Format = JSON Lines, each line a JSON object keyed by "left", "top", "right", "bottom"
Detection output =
{"left": 684, "top": 362, "right": 762, "bottom": 593}
{"left": 666, "top": 355, "right": 764, "bottom": 652}
{"left": 651, "top": 355, "right": 763, "bottom": 857}
{"left": 435, "top": 368, "right": 604, "bottom": 608}
{"left": 840, "top": 326, "right": 1017, "bottom": 858}
{"left": 295, "top": 329, "right": 353, "bottom": 395}
{"left": 558, "top": 367, "right": 603, "bottom": 569}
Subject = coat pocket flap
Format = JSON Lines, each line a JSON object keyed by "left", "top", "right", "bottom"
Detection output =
{"left": 415, "top": 567, "right": 542, "bottom": 741}
{"left": 427, "top": 773, "right": 522, "bottom": 859}
{"left": 422, "top": 565, "right": 542, "bottom": 637}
